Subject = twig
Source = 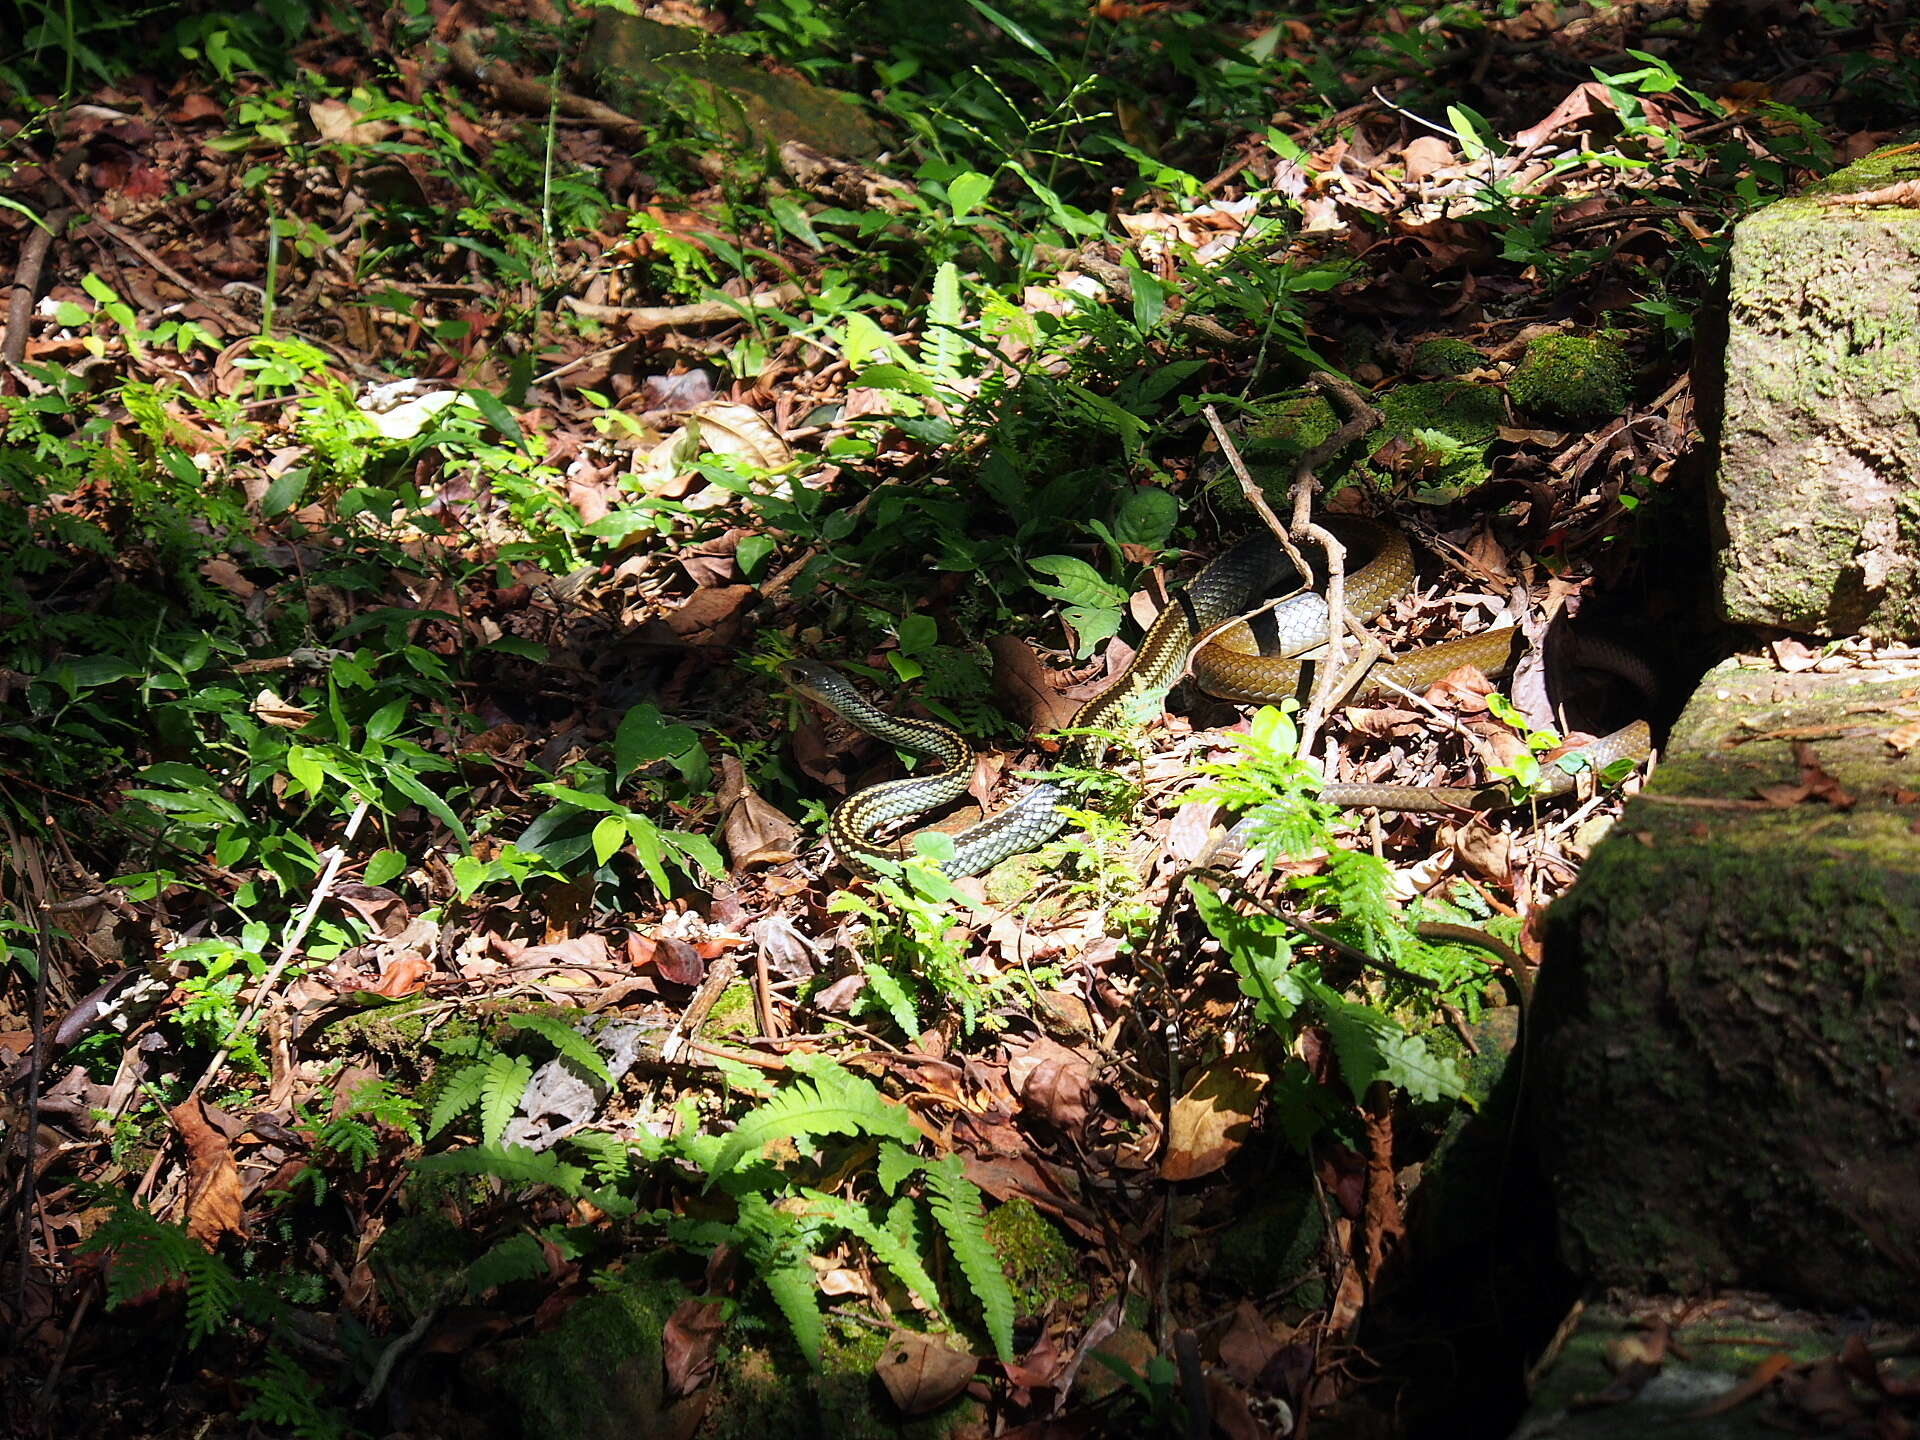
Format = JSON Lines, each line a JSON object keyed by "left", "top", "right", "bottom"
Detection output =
{"left": 189, "top": 800, "right": 370, "bottom": 1096}
{"left": 2, "top": 209, "right": 67, "bottom": 368}
{"left": 561, "top": 285, "right": 803, "bottom": 332}
{"left": 43, "top": 170, "right": 253, "bottom": 334}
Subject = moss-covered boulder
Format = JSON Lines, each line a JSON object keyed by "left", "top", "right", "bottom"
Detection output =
{"left": 984, "top": 1197, "right": 1084, "bottom": 1321}
{"left": 1410, "top": 337, "right": 1484, "bottom": 377}
{"left": 1716, "top": 141, "right": 1920, "bottom": 638}
{"left": 1531, "top": 663, "right": 1920, "bottom": 1316}
{"left": 1375, "top": 380, "right": 1506, "bottom": 502}
{"left": 1507, "top": 334, "right": 1631, "bottom": 422}
{"left": 1218, "top": 380, "right": 1505, "bottom": 509}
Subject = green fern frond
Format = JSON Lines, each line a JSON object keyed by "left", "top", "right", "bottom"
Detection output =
{"left": 464, "top": 1233, "right": 550, "bottom": 1297}
{"left": 238, "top": 1347, "right": 347, "bottom": 1440}
{"left": 504, "top": 1014, "right": 613, "bottom": 1085}
{"left": 79, "top": 1199, "right": 240, "bottom": 1345}
{"left": 875, "top": 1140, "right": 922, "bottom": 1197}
{"left": 925, "top": 1154, "right": 1014, "bottom": 1363}
{"left": 412, "top": 1143, "right": 587, "bottom": 1196}
{"left": 708, "top": 1059, "right": 921, "bottom": 1180}
{"left": 426, "top": 1059, "right": 491, "bottom": 1138}
{"left": 479, "top": 1051, "right": 534, "bottom": 1145}
{"left": 798, "top": 1189, "right": 948, "bottom": 1324}
{"left": 762, "top": 1252, "right": 826, "bottom": 1369}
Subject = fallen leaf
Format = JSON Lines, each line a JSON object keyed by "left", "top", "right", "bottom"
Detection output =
{"left": 1009, "top": 1038, "right": 1095, "bottom": 1135}
{"left": 249, "top": 687, "right": 314, "bottom": 729}
{"left": 663, "top": 1296, "right": 729, "bottom": 1398}
{"left": 715, "top": 753, "right": 801, "bottom": 869}
{"left": 1162, "top": 1054, "right": 1269, "bottom": 1181}
{"left": 1687, "top": 1350, "right": 1792, "bottom": 1418}
{"left": 366, "top": 955, "right": 430, "bottom": 998}
{"left": 876, "top": 1331, "right": 977, "bottom": 1415}
{"left": 169, "top": 1098, "right": 248, "bottom": 1245}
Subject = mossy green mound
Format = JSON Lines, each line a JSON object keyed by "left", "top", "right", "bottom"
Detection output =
{"left": 1507, "top": 334, "right": 1630, "bottom": 421}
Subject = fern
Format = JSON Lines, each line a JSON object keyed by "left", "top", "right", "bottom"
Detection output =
{"left": 79, "top": 1198, "right": 240, "bottom": 1345}
{"left": 762, "top": 1252, "right": 827, "bottom": 1369}
{"left": 504, "top": 1013, "right": 613, "bottom": 1085}
{"left": 861, "top": 960, "right": 920, "bottom": 1038}
{"left": 464, "top": 1233, "right": 549, "bottom": 1297}
{"left": 924, "top": 1154, "right": 1015, "bottom": 1363}
{"left": 479, "top": 1051, "right": 534, "bottom": 1144}
{"left": 426, "top": 1058, "right": 492, "bottom": 1138}
{"left": 314, "top": 1115, "right": 378, "bottom": 1171}
{"left": 875, "top": 1139, "right": 922, "bottom": 1197}
{"left": 798, "top": 1189, "right": 948, "bottom": 1325}
{"left": 238, "top": 1348, "right": 347, "bottom": 1440}
{"left": 707, "top": 1058, "right": 921, "bottom": 1180}
{"left": 412, "top": 1143, "right": 587, "bottom": 1196}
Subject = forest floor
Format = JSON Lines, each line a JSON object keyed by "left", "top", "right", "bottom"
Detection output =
{"left": 1, "top": 2, "right": 1916, "bottom": 1437}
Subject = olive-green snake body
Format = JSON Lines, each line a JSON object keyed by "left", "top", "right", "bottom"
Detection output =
{"left": 784, "top": 519, "right": 1650, "bottom": 880}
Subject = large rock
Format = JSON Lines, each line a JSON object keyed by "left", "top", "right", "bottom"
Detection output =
{"left": 1530, "top": 660, "right": 1920, "bottom": 1315}
{"left": 1716, "top": 143, "right": 1920, "bottom": 638}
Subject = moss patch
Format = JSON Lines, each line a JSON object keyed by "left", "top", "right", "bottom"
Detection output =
{"left": 984, "top": 1198, "right": 1084, "bottom": 1320}
{"left": 1410, "top": 337, "right": 1484, "bottom": 377}
{"left": 1507, "top": 334, "right": 1630, "bottom": 421}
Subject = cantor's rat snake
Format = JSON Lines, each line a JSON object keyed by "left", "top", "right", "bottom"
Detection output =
{"left": 783, "top": 519, "right": 1650, "bottom": 881}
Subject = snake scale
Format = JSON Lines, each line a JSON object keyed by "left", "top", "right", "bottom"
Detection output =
{"left": 783, "top": 518, "right": 1651, "bottom": 880}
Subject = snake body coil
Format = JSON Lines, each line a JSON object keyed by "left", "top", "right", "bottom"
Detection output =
{"left": 784, "top": 520, "right": 1649, "bottom": 880}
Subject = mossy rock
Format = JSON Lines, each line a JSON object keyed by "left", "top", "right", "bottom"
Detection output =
{"left": 586, "top": 13, "right": 886, "bottom": 159}
{"left": 1210, "top": 394, "right": 1365, "bottom": 513}
{"left": 480, "top": 1256, "right": 980, "bottom": 1439}
{"left": 1507, "top": 334, "right": 1631, "bottom": 422}
{"left": 488, "top": 1258, "right": 698, "bottom": 1440}
{"left": 704, "top": 1323, "right": 982, "bottom": 1440}
{"left": 1210, "top": 1158, "right": 1326, "bottom": 1306}
{"left": 311, "top": 993, "right": 477, "bottom": 1062}
{"left": 700, "top": 981, "right": 760, "bottom": 1041}
{"left": 1218, "top": 381, "right": 1503, "bottom": 509}
{"left": 1375, "top": 380, "right": 1505, "bottom": 502}
{"left": 984, "top": 1198, "right": 1085, "bottom": 1321}
{"left": 1409, "top": 337, "right": 1484, "bottom": 377}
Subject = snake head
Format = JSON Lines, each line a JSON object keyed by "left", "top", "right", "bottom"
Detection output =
{"left": 777, "top": 659, "right": 851, "bottom": 707}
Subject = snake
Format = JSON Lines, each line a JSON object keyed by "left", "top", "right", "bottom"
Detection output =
{"left": 782, "top": 518, "right": 1652, "bottom": 881}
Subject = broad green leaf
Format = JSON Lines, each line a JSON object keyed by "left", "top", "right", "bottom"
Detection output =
{"left": 946, "top": 170, "right": 992, "bottom": 223}
{"left": 1114, "top": 487, "right": 1178, "bottom": 548}
{"left": 363, "top": 849, "right": 407, "bottom": 887}
{"left": 592, "top": 814, "right": 627, "bottom": 866}
{"left": 735, "top": 532, "right": 775, "bottom": 579}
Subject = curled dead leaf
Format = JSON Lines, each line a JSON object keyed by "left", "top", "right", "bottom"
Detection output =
{"left": 1163, "top": 1054, "right": 1269, "bottom": 1181}
{"left": 876, "top": 1331, "right": 977, "bottom": 1415}
{"left": 169, "top": 1098, "right": 248, "bottom": 1245}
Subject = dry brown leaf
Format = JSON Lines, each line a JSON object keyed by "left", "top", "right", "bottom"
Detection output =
{"left": 249, "top": 687, "right": 314, "bottom": 729}
{"left": 169, "top": 1098, "right": 248, "bottom": 1246}
{"left": 988, "top": 636, "right": 1078, "bottom": 734}
{"left": 331, "top": 882, "right": 410, "bottom": 938}
{"left": 365, "top": 955, "right": 430, "bottom": 998}
{"left": 1162, "top": 1054, "right": 1269, "bottom": 1181}
{"left": 1889, "top": 720, "right": 1920, "bottom": 756}
{"left": 665, "top": 585, "right": 756, "bottom": 644}
{"left": 1217, "top": 1301, "right": 1287, "bottom": 1386}
{"left": 876, "top": 1331, "right": 977, "bottom": 1415}
{"left": 715, "top": 753, "right": 801, "bottom": 869}
{"left": 687, "top": 401, "right": 793, "bottom": 470}
{"left": 1687, "top": 1350, "right": 1792, "bottom": 1419}
{"left": 1399, "top": 135, "right": 1456, "bottom": 181}
{"left": 308, "top": 98, "right": 394, "bottom": 145}
{"left": 663, "top": 1296, "right": 729, "bottom": 1398}
{"left": 1009, "top": 1038, "right": 1095, "bottom": 1135}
